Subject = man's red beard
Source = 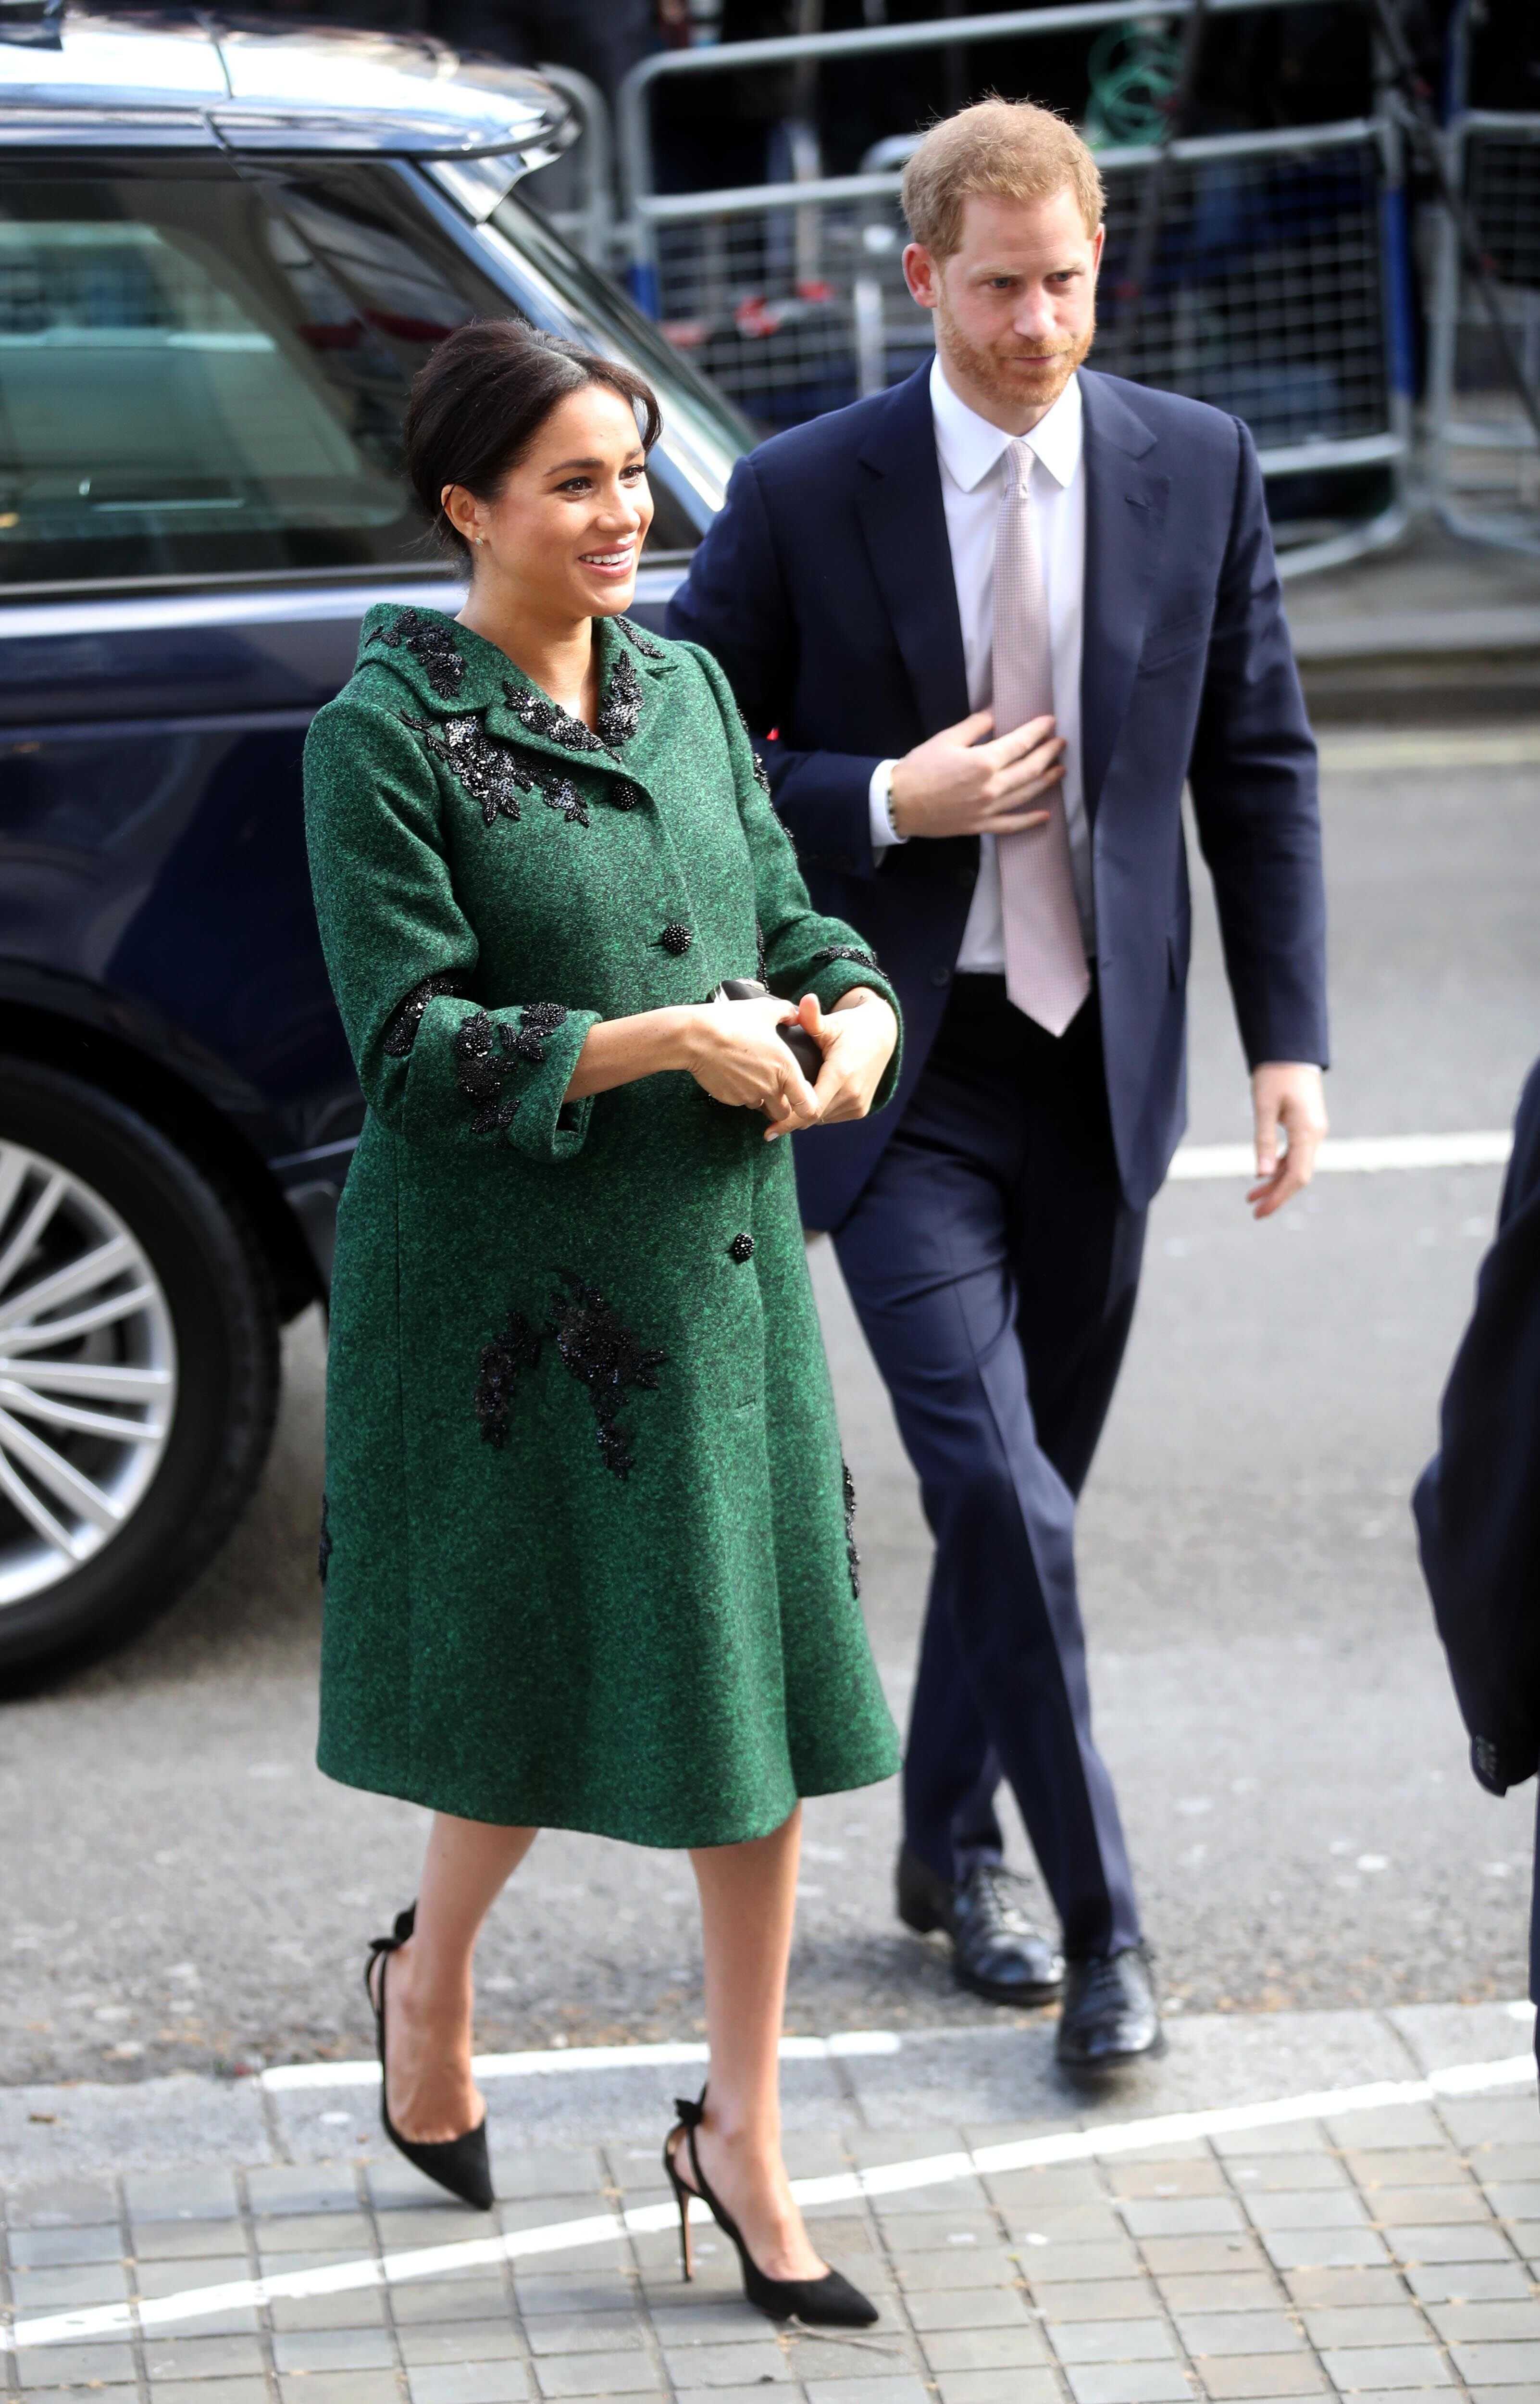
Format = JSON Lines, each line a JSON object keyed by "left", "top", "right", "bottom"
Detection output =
{"left": 936, "top": 290, "right": 1096, "bottom": 414}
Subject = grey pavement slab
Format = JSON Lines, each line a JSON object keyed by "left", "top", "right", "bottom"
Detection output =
{"left": 6, "top": 2008, "right": 1538, "bottom": 2404}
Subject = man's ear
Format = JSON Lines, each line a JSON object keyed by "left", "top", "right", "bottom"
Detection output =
{"left": 903, "top": 241, "right": 940, "bottom": 311}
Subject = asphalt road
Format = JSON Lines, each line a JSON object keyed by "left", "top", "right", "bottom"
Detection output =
{"left": 3, "top": 726, "right": 1539, "bottom": 2090}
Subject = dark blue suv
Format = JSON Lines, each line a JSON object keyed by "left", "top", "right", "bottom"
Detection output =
{"left": 0, "top": 5, "right": 745, "bottom": 1672}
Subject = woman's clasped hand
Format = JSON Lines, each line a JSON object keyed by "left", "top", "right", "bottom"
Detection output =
{"left": 681, "top": 987, "right": 898, "bottom": 1139}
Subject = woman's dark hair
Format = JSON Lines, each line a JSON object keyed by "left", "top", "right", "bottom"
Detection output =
{"left": 403, "top": 320, "right": 662, "bottom": 564}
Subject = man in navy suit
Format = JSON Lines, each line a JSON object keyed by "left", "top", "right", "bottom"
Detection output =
{"left": 670, "top": 98, "right": 1329, "bottom": 2067}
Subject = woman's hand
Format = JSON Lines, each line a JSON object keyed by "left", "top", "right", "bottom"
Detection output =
{"left": 796, "top": 988, "right": 897, "bottom": 1126}
{"left": 679, "top": 994, "right": 821, "bottom": 1139}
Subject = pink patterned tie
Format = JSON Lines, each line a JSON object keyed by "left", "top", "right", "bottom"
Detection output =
{"left": 993, "top": 437, "right": 1090, "bottom": 1037}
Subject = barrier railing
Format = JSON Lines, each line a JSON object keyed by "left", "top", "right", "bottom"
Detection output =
{"left": 1428, "top": 111, "right": 1540, "bottom": 557}
{"left": 614, "top": 0, "right": 1413, "bottom": 576}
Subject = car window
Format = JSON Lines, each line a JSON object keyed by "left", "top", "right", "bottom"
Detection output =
{"left": 0, "top": 160, "right": 705, "bottom": 593}
{"left": 0, "top": 161, "right": 449, "bottom": 587}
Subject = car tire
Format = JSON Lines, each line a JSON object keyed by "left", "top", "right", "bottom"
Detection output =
{"left": 0, "top": 1059, "right": 281, "bottom": 1679}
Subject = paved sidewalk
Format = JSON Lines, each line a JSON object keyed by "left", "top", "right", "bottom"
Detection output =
{"left": 3, "top": 2005, "right": 1539, "bottom": 2404}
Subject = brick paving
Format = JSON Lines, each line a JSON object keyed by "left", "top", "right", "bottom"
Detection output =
{"left": 5, "top": 2079, "right": 1540, "bottom": 2404}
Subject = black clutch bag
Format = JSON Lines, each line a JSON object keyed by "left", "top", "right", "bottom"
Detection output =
{"left": 713, "top": 978, "right": 824, "bottom": 1085}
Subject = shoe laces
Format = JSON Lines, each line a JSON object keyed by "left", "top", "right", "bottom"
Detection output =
{"left": 961, "top": 1863, "right": 1041, "bottom": 1942}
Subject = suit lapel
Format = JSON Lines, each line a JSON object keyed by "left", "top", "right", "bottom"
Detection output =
{"left": 1080, "top": 372, "right": 1170, "bottom": 821}
{"left": 854, "top": 364, "right": 969, "bottom": 736}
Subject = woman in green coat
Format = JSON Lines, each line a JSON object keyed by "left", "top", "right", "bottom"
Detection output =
{"left": 304, "top": 322, "right": 902, "bottom": 2328}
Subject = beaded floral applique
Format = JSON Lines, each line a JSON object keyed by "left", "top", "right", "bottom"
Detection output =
{"left": 504, "top": 649, "right": 644, "bottom": 762}
{"left": 546, "top": 1268, "right": 667, "bottom": 1480}
{"left": 317, "top": 1495, "right": 333, "bottom": 1586}
{"left": 454, "top": 1003, "right": 570, "bottom": 1134}
{"left": 474, "top": 1310, "right": 542, "bottom": 1450}
{"left": 618, "top": 615, "right": 664, "bottom": 659}
{"left": 369, "top": 608, "right": 466, "bottom": 700}
{"left": 512, "top": 1001, "right": 569, "bottom": 1064}
{"left": 812, "top": 942, "right": 880, "bottom": 972}
{"left": 383, "top": 970, "right": 466, "bottom": 1058}
{"left": 755, "top": 919, "right": 768, "bottom": 982}
{"left": 400, "top": 709, "right": 591, "bottom": 829}
{"left": 472, "top": 1270, "right": 666, "bottom": 1477}
{"left": 453, "top": 1010, "right": 520, "bottom": 1135}
{"left": 842, "top": 1460, "right": 860, "bottom": 1599}
{"left": 596, "top": 651, "right": 644, "bottom": 748}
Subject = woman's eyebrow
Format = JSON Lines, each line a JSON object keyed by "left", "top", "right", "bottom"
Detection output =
{"left": 544, "top": 449, "right": 647, "bottom": 475}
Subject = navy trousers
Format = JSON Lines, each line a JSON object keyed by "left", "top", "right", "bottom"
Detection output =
{"left": 833, "top": 976, "right": 1146, "bottom": 1961}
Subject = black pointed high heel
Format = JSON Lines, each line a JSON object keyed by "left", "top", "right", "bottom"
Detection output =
{"left": 662, "top": 2087, "right": 878, "bottom": 2328}
{"left": 365, "top": 1904, "right": 494, "bottom": 2211}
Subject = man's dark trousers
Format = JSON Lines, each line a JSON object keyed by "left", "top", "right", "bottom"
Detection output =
{"left": 837, "top": 973, "right": 1144, "bottom": 1957}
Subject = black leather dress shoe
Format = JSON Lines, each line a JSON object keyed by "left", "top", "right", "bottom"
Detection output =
{"left": 897, "top": 1848, "right": 1064, "bottom": 2005}
{"left": 1056, "top": 1943, "right": 1163, "bottom": 2071}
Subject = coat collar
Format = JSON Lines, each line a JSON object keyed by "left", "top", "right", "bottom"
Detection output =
{"left": 1077, "top": 371, "right": 1169, "bottom": 821}
{"left": 356, "top": 602, "right": 677, "bottom": 779}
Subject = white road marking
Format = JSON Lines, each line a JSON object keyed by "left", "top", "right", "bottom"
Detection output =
{"left": 263, "top": 2028, "right": 900, "bottom": 2091}
{"left": 1169, "top": 1131, "right": 1513, "bottom": 1182}
{"left": 5, "top": 2051, "right": 1532, "bottom": 2354}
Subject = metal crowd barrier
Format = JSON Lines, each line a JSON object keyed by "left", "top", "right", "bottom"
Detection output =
{"left": 1428, "top": 111, "right": 1540, "bottom": 557}
{"left": 614, "top": 0, "right": 1415, "bottom": 577}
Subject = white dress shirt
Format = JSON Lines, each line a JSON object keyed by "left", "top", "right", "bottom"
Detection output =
{"left": 869, "top": 354, "right": 1094, "bottom": 968}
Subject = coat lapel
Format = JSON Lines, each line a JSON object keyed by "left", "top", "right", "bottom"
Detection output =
{"left": 1079, "top": 372, "right": 1170, "bottom": 821}
{"left": 854, "top": 364, "right": 969, "bottom": 737}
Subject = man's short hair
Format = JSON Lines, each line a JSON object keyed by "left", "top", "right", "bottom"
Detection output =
{"left": 901, "top": 97, "right": 1105, "bottom": 258}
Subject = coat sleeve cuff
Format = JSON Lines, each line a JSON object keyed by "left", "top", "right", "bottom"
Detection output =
{"left": 501, "top": 1006, "right": 601, "bottom": 1163}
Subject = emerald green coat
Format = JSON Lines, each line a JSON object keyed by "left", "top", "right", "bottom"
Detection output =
{"left": 303, "top": 603, "right": 903, "bottom": 1847}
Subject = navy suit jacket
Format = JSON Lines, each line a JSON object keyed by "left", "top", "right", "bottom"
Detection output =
{"left": 668, "top": 362, "right": 1329, "bottom": 1230}
{"left": 1414, "top": 1060, "right": 1540, "bottom": 1803}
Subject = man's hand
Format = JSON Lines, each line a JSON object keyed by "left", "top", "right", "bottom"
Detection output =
{"left": 889, "top": 709, "right": 1064, "bottom": 840}
{"left": 792, "top": 988, "right": 898, "bottom": 1130}
{"left": 1248, "top": 1062, "right": 1328, "bottom": 1219}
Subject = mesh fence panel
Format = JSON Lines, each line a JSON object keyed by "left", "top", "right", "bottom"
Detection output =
{"left": 1441, "top": 122, "right": 1540, "bottom": 542}
{"left": 650, "top": 133, "right": 1390, "bottom": 461}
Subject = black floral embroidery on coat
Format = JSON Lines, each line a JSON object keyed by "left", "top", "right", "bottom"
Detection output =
{"left": 618, "top": 615, "right": 665, "bottom": 659}
{"left": 474, "top": 1311, "right": 542, "bottom": 1450}
{"left": 812, "top": 942, "right": 880, "bottom": 973}
{"left": 454, "top": 1004, "right": 570, "bottom": 1133}
{"left": 317, "top": 1494, "right": 333, "bottom": 1586}
{"left": 504, "top": 651, "right": 645, "bottom": 760}
{"left": 842, "top": 1460, "right": 860, "bottom": 1599}
{"left": 369, "top": 608, "right": 465, "bottom": 699}
{"left": 506, "top": 682, "right": 605, "bottom": 756}
{"left": 453, "top": 1009, "right": 521, "bottom": 1136}
{"left": 400, "top": 710, "right": 521, "bottom": 824}
{"left": 546, "top": 1267, "right": 667, "bottom": 1480}
{"left": 511, "top": 1000, "right": 569, "bottom": 1066}
{"left": 401, "top": 708, "right": 586, "bottom": 828}
{"left": 596, "top": 651, "right": 644, "bottom": 748}
{"left": 755, "top": 919, "right": 768, "bottom": 982}
{"left": 383, "top": 970, "right": 466, "bottom": 1058}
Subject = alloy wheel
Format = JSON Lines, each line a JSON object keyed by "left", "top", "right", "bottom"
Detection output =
{"left": 0, "top": 1138, "right": 177, "bottom": 1608}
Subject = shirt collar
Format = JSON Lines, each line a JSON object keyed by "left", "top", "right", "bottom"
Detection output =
{"left": 929, "top": 352, "right": 1083, "bottom": 494}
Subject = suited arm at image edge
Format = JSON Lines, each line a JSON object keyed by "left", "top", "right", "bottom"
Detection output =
{"left": 1414, "top": 1057, "right": 1540, "bottom": 1798}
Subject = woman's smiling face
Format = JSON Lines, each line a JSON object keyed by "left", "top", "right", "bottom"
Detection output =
{"left": 443, "top": 383, "right": 655, "bottom": 624}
